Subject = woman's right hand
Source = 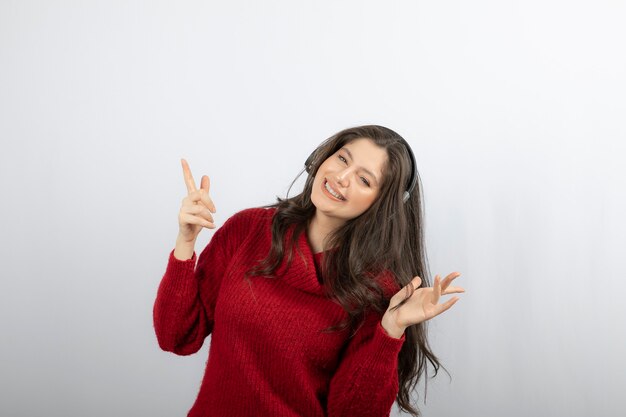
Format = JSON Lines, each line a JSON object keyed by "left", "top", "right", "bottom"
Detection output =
{"left": 178, "top": 158, "right": 217, "bottom": 243}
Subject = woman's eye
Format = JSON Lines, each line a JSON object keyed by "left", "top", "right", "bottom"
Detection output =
{"left": 337, "top": 155, "right": 369, "bottom": 186}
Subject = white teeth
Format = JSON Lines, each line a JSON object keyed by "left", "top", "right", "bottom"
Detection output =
{"left": 324, "top": 180, "right": 344, "bottom": 200}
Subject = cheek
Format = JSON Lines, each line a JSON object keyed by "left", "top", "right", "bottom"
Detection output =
{"left": 353, "top": 190, "right": 378, "bottom": 210}
{"left": 315, "top": 161, "right": 332, "bottom": 179}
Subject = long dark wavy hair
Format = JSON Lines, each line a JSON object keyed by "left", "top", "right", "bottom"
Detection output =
{"left": 245, "top": 125, "right": 445, "bottom": 416}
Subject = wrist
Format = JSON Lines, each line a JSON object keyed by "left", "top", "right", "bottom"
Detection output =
{"left": 174, "top": 236, "right": 196, "bottom": 260}
{"left": 176, "top": 232, "right": 196, "bottom": 244}
{"left": 381, "top": 312, "right": 405, "bottom": 339}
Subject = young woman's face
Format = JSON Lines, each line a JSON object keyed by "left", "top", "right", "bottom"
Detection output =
{"left": 311, "top": 137, "right": 388, "bottom": 223}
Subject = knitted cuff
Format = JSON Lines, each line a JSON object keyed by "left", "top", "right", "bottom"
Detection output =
{"left": 374, "top": 320, "right": 406, "bottom": 356}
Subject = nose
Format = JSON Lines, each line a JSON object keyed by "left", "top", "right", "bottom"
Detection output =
{"left": 335, "top": 168, "right": 351, "bottom": 187}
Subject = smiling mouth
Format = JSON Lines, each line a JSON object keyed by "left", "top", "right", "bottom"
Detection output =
{"left": 323, "top": 179, "right": 346, "bottom": 201}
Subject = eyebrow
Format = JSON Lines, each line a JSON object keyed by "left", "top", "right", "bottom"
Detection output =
{"left": 340, "top": 147, "right": 380, "bottom": 185}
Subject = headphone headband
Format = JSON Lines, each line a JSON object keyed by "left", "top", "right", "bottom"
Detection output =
{"left": 305, "top": 137, "right": 417, "bottom": 203}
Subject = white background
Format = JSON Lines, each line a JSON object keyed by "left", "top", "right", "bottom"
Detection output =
{"left": 1, "top": 1, "right": 625, "bottom": 416}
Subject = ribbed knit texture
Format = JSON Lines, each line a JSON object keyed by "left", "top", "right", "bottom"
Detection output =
{"left": 153, "top": 207, "right": 405, "bottom": 417}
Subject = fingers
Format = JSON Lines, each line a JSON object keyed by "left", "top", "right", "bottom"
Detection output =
{"left": 432, "top": 296, "right": 460, "bottom": 318}
{"left": 442, "top": 286, "right": 465, "bottom": 295}
{"left": 432, "top": 274, "right": 442, "bottom": 304}
{"left": 181, "top": 158, "right": 198, "bottom": 193}
{"left": 201, "top": 175, "right": 210, "bottom": 193}
{"left": 440, "top": 271, "right": 461, "bottom": 291}
{"left": 183, "top": 190, "right": 215, "bottom": 211}
{"left": 184, "top": 204, "right": 215, "bottom": 224}
{"left": 179, "top": 212, "right": 216, "bottom": 229}
{"left": 200, "top": 175, "right": 217, "bottom": 213}
{"left": 181, "top": 159, "right": 217, "bottom": 213}
{"left": 404, "top": 280, "right": 415, "bottom": 299}
{"left": 411, "top": 275, "right": 422, "bottom": 289}
{"left": 401, "top": 275, "right": 422, "bottom": 300}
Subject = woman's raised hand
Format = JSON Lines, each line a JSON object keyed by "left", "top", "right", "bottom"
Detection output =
{"left": 178, "top": 158, "right": 217, "bottom": 243}
{"left": 381, "top": 272, "right": 465, "bottom": 338}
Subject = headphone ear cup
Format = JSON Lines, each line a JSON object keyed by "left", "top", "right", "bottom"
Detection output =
{"left": 304, "top": 151, "right": 315, "bottom": 174}
{"left": 399, "top": 138, "right": 418, "bottom": 204}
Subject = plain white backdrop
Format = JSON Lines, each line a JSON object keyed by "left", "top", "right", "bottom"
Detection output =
{"left": 1, "top": 1, "right": 625, "bottom": 416}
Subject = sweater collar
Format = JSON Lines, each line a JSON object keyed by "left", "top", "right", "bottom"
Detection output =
{"left": 274, "top": 223, "right": 327, "bottom": 296}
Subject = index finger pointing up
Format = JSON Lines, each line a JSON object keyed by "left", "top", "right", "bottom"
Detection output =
{"left": 181, "top": 158, "right": 197, "bottom": 193}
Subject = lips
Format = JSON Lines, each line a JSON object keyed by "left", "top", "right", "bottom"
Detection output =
{"left": 323, "top": 179, "right": 346, "bottom": 201}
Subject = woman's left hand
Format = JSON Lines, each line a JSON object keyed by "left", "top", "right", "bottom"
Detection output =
{"left": 381, "top": 272, "right": 465, "bottom": 338}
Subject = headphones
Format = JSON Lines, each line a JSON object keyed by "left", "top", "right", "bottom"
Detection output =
{"left": 304, "top": 137, "right": 418, "bottom": 203}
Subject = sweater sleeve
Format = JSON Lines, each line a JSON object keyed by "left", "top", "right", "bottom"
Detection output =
{"left": 152, "top": 209, "right": 254, "bottom": 355}
{"left": 327, "top": 307, "right": 406, "bottom": 416}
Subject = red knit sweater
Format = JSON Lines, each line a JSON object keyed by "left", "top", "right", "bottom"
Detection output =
{"left": 153, "top": 207, "right": 405, "bottom": 417}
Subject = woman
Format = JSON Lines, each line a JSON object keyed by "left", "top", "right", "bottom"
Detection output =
{"left": 153, "top": 125, "right": 464, "bottom": 417}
